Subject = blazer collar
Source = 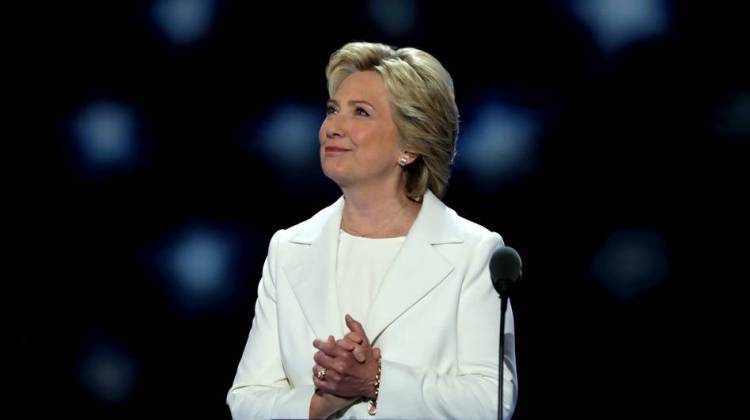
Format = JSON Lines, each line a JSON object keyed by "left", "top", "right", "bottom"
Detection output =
{"left": 284, "top": 190, "right": 464, "bottom": 342}
{"left": 289, "top": 190, "right": 463, "bottom": 245}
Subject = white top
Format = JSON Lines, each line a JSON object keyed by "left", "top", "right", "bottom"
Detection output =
{"left": 336, "top": 229, "right": 405, "bottom": 332}
{"left": 227, "top": 190, "right": 518, "bottom": 419}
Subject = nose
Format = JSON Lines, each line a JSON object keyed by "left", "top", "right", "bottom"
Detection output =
{"left": 325, "top": 125, "right": 344, "bottom": 140}
{"left": 323, "top": 114, "right": 345, "bottom": 140}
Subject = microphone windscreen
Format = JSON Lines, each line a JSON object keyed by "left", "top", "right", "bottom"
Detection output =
{"left": 490, "top": 246, "right": 522, "bottom": 287}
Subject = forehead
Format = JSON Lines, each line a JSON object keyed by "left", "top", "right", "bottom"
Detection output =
{"left": 334, "top": 71, "right": 389, "bottom": 103}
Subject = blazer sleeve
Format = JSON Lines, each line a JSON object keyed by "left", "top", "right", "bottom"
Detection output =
{"left": 226, "top": 229, "right": 316, "bottom": 420}
{"left": 375, "top": 232, "right": 518, "bottom": 420}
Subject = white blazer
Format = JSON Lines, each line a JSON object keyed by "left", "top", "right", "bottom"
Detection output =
{"left": 227, "top": 190, "right": 517, "bottom": 419}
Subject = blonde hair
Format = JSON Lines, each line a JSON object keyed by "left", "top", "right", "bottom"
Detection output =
{"left": 325, "top": 41, "right": 459, "bottom": 201}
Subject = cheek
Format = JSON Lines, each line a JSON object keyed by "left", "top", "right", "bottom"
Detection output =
{"left": 318, "top": 123, "right": 326, "bottom": 145}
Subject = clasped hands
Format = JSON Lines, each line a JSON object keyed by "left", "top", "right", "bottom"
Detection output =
{"left": 310, "top": 314, "right": 381, "bottom": 417}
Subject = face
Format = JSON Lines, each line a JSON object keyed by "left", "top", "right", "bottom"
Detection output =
{"left": 319, "top": 70, "right": 404, "bottom": 189}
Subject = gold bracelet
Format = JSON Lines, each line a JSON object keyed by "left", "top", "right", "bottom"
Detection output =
{"left": 367, "top": 358, "right": 382, "bottom": 416}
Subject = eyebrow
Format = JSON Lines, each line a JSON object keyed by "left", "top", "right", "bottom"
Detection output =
{"left": 327, "top": 99, "right": 376, "bottom": 109}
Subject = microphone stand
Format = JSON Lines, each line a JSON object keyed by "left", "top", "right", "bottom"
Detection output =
{"left": 498, "top": 293, "right": 509, "bottom": 420}
{"left": 491, "top": 246, "right": 521, "bottom": 420}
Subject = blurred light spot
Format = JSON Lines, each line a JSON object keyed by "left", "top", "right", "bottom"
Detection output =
{"left": 151, "top": 0, "right": 216, "bottom": 45}
{"left": 367, "top": 0, "right": 417, "bottom": 38}
{"left": 570, "top": 0, "right": 669, "bottom": 52}
{"left": 71, "top": 101, "right": 138, "bottom": 171}
{"left": 591, "top": 229, "right": 670, "bottom": 301}
{"left": 714, "top": 91, "right": 750, "bottom": 143}
{"left": 248, "top": 103, "right": 321, "bottom": 175}
{"left": 79, "top": 343, "right": 136, "bottom": 405}
{"left": 457, "top": 101, "right": 539, "bottom": 190}
{"left": 154, "top": 224, "right": 237, "bottom": 310}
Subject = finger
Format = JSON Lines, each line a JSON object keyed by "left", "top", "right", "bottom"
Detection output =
{"left": 328, "top": 335, "right": 335, "bottom": 343}
{"left": 336, "top": 338, "right": 366, "bottom": 363}
{"left": 344, "top": 332, "right": 364, "bottom": 344}
{"left": 345, "top": 314, "right": 364, "bottom": 334}
{"left": 336, "top": 339, "right": 356, "bottom": 351}
{"left": 313, "top": 375, "right": 336, "bottom": 394}
{"left": 345, "top": 315, "right": 370, "bottom": 347}
{"left": 312, "top": 363, "right": 341, "bottom": 383}
{"left": 313, "top": 350, "right": 337, "bottom": 370}
{"left": 314, "top": 338, "right": 349, "bottom": 358}
{"left": 314, "top": 351, "right": 350, "bottom": 377}
{"left": 352, "top": 344, "right": 367, "bottom": 363}
{"left": 373, "top": 347, "right": 382, "bottom": 360}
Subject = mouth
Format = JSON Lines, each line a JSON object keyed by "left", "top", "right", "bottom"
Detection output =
{"left": 324, "top": 146, "right": 352, "bottom": 153}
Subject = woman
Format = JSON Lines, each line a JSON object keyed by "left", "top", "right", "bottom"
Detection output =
{"left": 227, "top": 41, "right": 517, "bottom": 419}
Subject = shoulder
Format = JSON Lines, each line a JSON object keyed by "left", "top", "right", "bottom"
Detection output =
{"left": 266, "top": 195, "right": 345, "bottom": 249}
{"left": 437, "top": 196, "right": 504, "bottom": 248}
{"left": 452, "top": 214, "right": 504, "bottom": 274}
{"left": 454, "top": 211, "right": 503, "bottom": 245}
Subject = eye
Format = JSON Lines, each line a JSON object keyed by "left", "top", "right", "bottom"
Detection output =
{"left": 355, "top": 107, "right": 370, "bottom": 117}
{"left": 325, "top": 105, "right": 337, "bottom": 115}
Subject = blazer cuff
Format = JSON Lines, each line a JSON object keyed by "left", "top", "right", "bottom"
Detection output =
{"left": 374, "top": 360, "right": 506, "bottom": 419}
{"left": 270, "top": 384, "right": 316, "bottom": 420}
{"left": 374, "top": 360, "right": 432, "bottom": 418}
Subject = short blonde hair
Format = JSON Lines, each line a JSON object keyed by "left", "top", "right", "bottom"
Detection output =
{"left": 325, "top": 41, "right": 459, "bottom": 201}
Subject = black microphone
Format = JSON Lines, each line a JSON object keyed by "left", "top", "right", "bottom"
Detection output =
{"left": 489, "top": 246, "right": 522, "bottom": 420}
{"left": 490, "top": 246, "right": 522, "bottom": 296}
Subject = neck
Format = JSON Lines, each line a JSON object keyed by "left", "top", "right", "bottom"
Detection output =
{"left": 340, "top": 181, "right": 421, "bottom": 238}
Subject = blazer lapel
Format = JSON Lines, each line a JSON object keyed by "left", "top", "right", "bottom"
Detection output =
{"left": 365, "top": 191, "right": 463, "bottom": 344}
{"left": 284, "top": 197, "right": 346, "bottom": 340}
{"left": 282, "top": 191, "right": 464, "bottom": 344}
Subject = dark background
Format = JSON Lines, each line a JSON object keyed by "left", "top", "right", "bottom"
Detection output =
{"left": 27, "top": 1, "right": 747, "bottom": 418}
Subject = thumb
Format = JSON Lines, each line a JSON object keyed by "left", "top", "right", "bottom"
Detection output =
{"left": 352, "top": 346, "right": 367, "bottom": 363}
{"left": 345, "top": 314, "right": 369, "bottom": 346}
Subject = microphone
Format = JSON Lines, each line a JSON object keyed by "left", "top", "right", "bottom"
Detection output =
{"left": 490, "top": 246, "right": 522, "bottom": 296}
{"left": 489, "top": 246, "right": 522, "bottom": 420}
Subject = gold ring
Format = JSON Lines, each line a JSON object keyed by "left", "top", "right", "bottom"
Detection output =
{"left": 317, "top": 367, "right": 327, "bottom": 380}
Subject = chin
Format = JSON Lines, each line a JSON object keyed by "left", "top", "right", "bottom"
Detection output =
{"left": 321, "top": 163, "right": 346, "bottom": 183}
{"left": 323, "top": 166, "right": 361, "bottom": 190}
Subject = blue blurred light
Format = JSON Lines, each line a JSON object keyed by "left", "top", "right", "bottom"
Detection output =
{"left": 570, "top": 0, "right": 669, "bottom": 52}
{"left": 714, "top": 91, "right": 750, "bottom": 143}
{"left": 457, "top": 101, "right": 539, "bottom": 190}
{"left": 591, "top": 229, "right": 670, "bottom": 301}
{"left": 78, "top": 343, "right": 137, "bottom": 405}
{"left": 166, "top": 227, "right": 231, "bottom": 298}
{"left": 367, "top": 0, "right": 417, "bottom": 38}
{"left": 71, "top": 101, "right": 138, "bottom": 171}
{"left": 252, "top": 103, "right": 321, "bottom": 173}
{"left": 153, "top": 224, "right": 237, "bottom": 311}
{"left": 151, "top": 0, "right": 216, "bottom": 45}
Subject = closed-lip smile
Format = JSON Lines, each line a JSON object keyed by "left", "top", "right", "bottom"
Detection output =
{"left": 324, "top": 146, "right": 351, "bottom": 153}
